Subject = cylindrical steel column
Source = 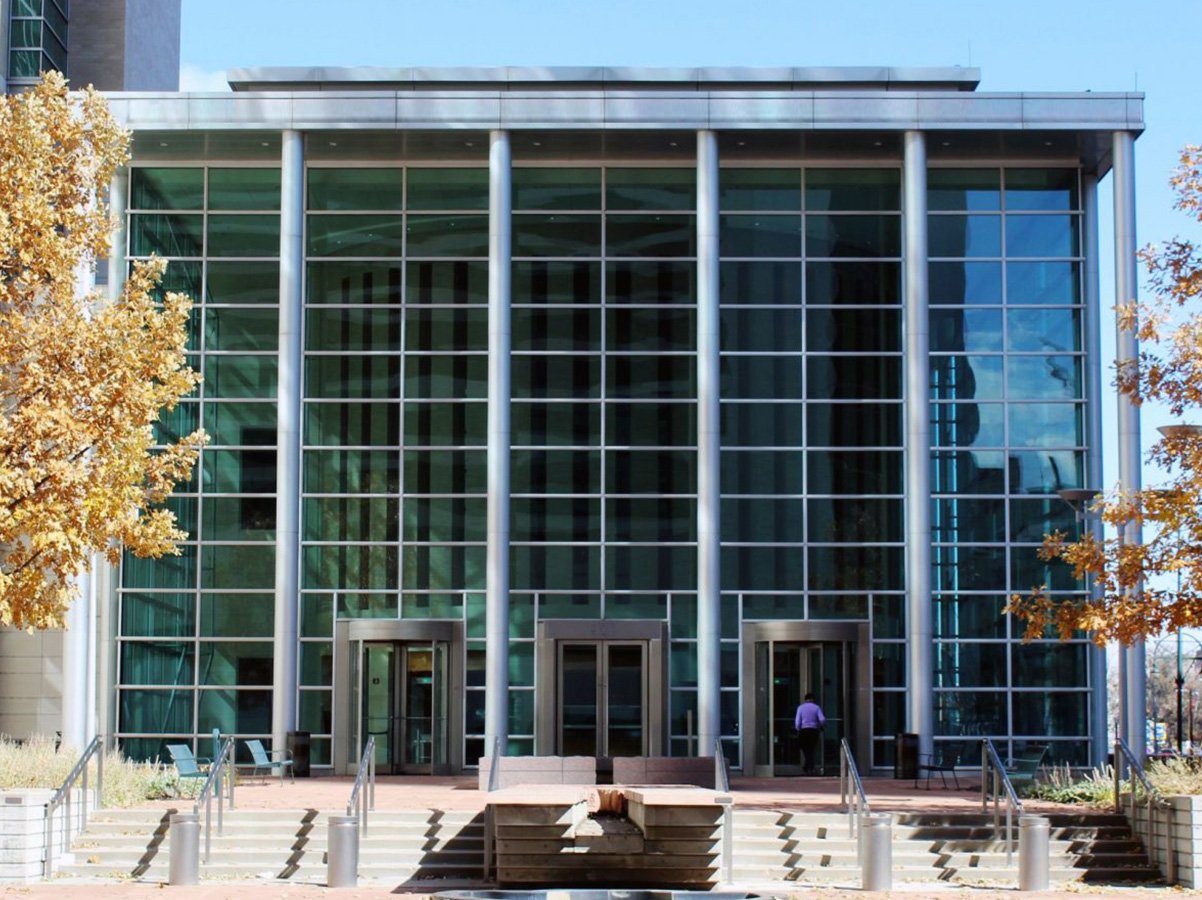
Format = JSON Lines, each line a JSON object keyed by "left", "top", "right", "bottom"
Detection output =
{"left": 696, "top": 129, "right": 722, "bottom": 757}
{"left": 1018, "top": 815, "right": 1051, "bottom": 891}
{"left": 1082, "top": 173, "right": 1109, "bottom": 768}
{"left": 167, "top": 812, "right": 200, "bottom": 886}
{"left": 860, "top": 813, "right": 893, "bottom": 891}
{"left": 903, "top": 130, "right": 934, "bottom": 758}
{"left": 272, "top": 129, "right": 304, "bottom": 749}
{"left": 326, "top": 815, "right": 359, "bottom": 888}
{"left": 1113, "top": 131, "right": 1146, "bottom": 763}
{"left": 61, "top": 571, "right": 89, "bottom": 749}
{"left": 484, "top": 130, "right": 513, "bottom": 756}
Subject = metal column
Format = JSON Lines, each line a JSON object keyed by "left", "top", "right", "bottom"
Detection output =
{"left": 484, "top": 130, "right": 512, "bottom": 756}
{"left": 902, "top": 130, "right": 934, "bottom": 757}
{"left": 1082, "top": 173, "right": 1109, "bottom": 767}
{"left": 1112, "top": 131, "right": 1145, "bottom": 763}
{"left": 696, "top": 129, "right": 722, "bottom": 757}
{"left": 272, "top": 129, "right": 304, "bottom": 749}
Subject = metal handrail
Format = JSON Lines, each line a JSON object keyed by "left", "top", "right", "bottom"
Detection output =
{"left": 347, "top": 734, "right": 376, "bottom": 835}
{"left": 193, "top": 736, "right": 235, "bottom": 864}
{"left": 839, "top": 738, "right": 870, "bottom": 838}
{"left": 1115, "top": 738, "right": 1176, "bottom": 883}
{"left": 980, "top": 738, "right": 1023, "bottom": 864}
{"left": 713, "top": 738, "right": 730, "bottom": 793}
{"left": 43, "top": 734, "right": 105, "bottom": 877}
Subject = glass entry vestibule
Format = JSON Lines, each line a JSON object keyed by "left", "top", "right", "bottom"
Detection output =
{"left": 741, "top": 621, "right": 871, "bottom": 776}
{"left": 536, "top": 620, "right": 667, "bottom": 757}
{"left": 332, "top": 619, "right": 465, "bottom": 775}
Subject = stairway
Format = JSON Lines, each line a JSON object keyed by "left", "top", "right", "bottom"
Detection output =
{"left": 57, "top": 807, "right": 487, "bottom": 885}
{"left": 56, "top": 806, "right": 1163, "bottom": 887}
{"left": 731, "top": 810, "right": 1164, "bottom": 886}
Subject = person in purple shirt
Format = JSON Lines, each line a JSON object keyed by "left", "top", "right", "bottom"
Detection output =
{"left": 794, "top": 692, "right": 826, "bottom": 775}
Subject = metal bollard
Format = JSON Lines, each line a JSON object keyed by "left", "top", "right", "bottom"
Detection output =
{"left": 327, "top": 814, "right": 359, "bottom": 888}
{"left": 860, "top": 812, "right": 892, "bottom": 891}
{"left": 1018, "top": 814, "right": 1050, "bottom": 891}
{"left": 167, "top": 812, "right": 200, "bottom": 886}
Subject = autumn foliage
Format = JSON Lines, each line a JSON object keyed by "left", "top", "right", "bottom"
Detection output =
{"left": 0, "top": 73, "right": 204, "bottom": 629}
{"left": 1009, "top": 146, "right": 1202, "bottom": 645}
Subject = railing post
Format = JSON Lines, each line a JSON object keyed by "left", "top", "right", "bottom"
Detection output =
{"left": 43, "top": 804, "right": 53, "bottom": 878}
{"left": 97, "top": 737, "right": 105, "bottom": 811}
{"left": 1114, "top": 741, "right": 1121, "bottom": 811}
{"left": 981, "top": 741, "right": 988, "bottom": 811}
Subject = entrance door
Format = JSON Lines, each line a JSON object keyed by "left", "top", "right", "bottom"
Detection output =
{"left": 359, "top": 641, "right": 449, "bottom": 774}
{"left": 558, "top": 641, "right": 647, "bottom": 757}
{"left": 753, "top": 641, "right": 847, "bottom": 775}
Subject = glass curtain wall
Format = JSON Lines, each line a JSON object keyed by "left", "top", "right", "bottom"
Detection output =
{"left": 118, "top": 165, "right": 282, "bottom": 762}
{"left": 929, "top": 167, "right": 1089, "bottom": 765}
{"left": 719, "top": 167, "right": 905, "bottom": 768}
{"left": 7, "top": 0, "right": 67, "bottom": 81}
{"left": 511, "top": 166, "right": 706, "bottom": 758}
{"left": 299, "top": 166, "right": 488, "bottom": 767}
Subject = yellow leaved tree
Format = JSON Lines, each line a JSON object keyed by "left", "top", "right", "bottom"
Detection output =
{"left": 1009, "top": 145, "right": 1202, "bottom": 645}
{"left": 0, "top": 73, "right": 204, "bottom": 630}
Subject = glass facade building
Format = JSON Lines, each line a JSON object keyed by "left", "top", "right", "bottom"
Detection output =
{"left": 81, "top": 67, "right": 1145, "bottom": 773}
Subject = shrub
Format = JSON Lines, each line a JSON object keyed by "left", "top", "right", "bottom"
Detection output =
{"left": 1146, "top": 756, "right": 1202, "bottom": 795}
{"left": 0, "top": 734, "right": 200, "bottom": 806}
{"left": 1028, "top": 764, "right": 1118, "bottom": 806}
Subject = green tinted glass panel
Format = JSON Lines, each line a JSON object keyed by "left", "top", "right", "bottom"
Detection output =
{"left": 807, "top": 403, "right": 902, "bottom": 447}
{"left": 406, "top": 168, "right": 488, "bottom": 210}
{"left": 1012, "top": 644, "right": 1087, "bottom": 687}
{"left": 120, "top": 689, "right": 192, "bottom": 733}
{"left": 403, "top": 355, "right": 488, "bottom": 399}
{"left": 404, "top": 308, "right": 486, "bottom": 350}
{"left": 805, "top": 169, "right": 899, "bottom": 211}
{"left": 512, "top": 402, "right": 600, "bottom": 447}
{"left": 307, "top": 215, "right": 404, "bottom": 257}
{"left": 402, "top": 546, "right": 486, "bottom": 591}
{"left": 301, "top": 594, "right": 334, "bottom": 637}
{"left": 198, "top": 641, "right": 274, "bottom": 685}
{"left": 933, "top": 595, "right": 1006, "bottom": 639}
{"left": 10, "top": 19, "right": 41, "bottom": 48}
{"left": 720, "top": 215, "right": 801, "bottom": 257}
{"left": 808, "top": 546, "right": 903, "bottom": 591}
{"left": 305, "top": 449, "right": 399, "bottom": 493}
{"left": 307, "top": 168, "right": 403, "bottom": 211}
{"left": 403, "top": 402, "right": 487, "bottom": 446}
{"left": 130, "top": 213, "right": 203, "bottom": 257}
{"left": 198, "top": 689, "right": 271, "bottom": 734}
{"left": 131, "top": 168, "right": 204, "bottom": 210}
{"left": 203, "top": 402, "right": 276, "bottom": 445}
{"left": 720, "top": 261, "right": 800, "bottom": 303}
{"left": 513, "top": 214, "right": 600, "bottom": 257}
{"left": 299, "top": 690, "right": 333, "bottom": 732}
{"left": 606, "top": 402, "right": 695, "bottom": 446}
{"left": 300, "top": 643, "right": 334, "bottom": 686}
{"left": 306, "top": 308, "right": 401, "bottom": 351}
{"left": 205, "top": 307, "right": 278, "bottom": 351}
{"left": 154, "top": 401, "right": 199, "bottom": 444}
{"left": 304, "top": 497, "right": 398, "bottom": 542}
{"left": 121, "top": 641, "right": 194, "bottom": 685}
{"left": 719, "top": 169, "right": 799, "bottom": 211}
{"left": 512, "top": 261, "right": 600, "bottom": 303}
{"left": 809, "top": 497, "right": 901, "bottom": 542}
{"left": 200, "top": 544, "right": 275, "bottom": 589}
{"left": 1005, "top": 169, "right": 1078, "bottom": 211}
{"left": 606, "top": 168, "right": 694, "bottom": 210}
{"left": 606, "top": 355, "right": 695, "bottom": 399}
{"left": 606, "top": 214, "right": 695, "bottom": 257}
{"left": 403, "top": 450, "right": 486, "bottom": 493}
{"left": 721, "top": 356, "right": 801, "bottom": 399}
{"left": 511, "top": 546, "right": 599, "bottom": 591}
{"left": 513, "top": 308, "right": 600, "bottom": 351}
{"left": 206, "top": 355, "right": 277, "bottom": 398}
{"left": 720, "top": 309, "right": 800, "bottom": 352}
{"left": 337, "top": 593, "right": 398, "bottom": 618}
{"left": 806, "top": 308, "right": 900, "bottom": 352}
{"left": 404, "top": 497, "right": 486, "bottom": 542}
{"left": 121, "top": 593, "right": 194, "bottom": 638}
{"left": 207, "top": 215, "right": 280, "bottom": 257}
{"left": 928, "top": 169, "right": 1001, "bottom": 211}
{"left": 806, "top": 215, "right": 900, "bottom": 258}
{"left": 722, "top": 449, "right": 802, "bottom": 494}
{"left": 8, "top": 49, "right": 41, "bottom": 78}
{"left": 208, "top": 169, "right": 281, "bottom": 210}
{"left": 721, "top": 403, "right": 803, "bottom": 446}
{"left": 200, "top": 593, "right": 273, "bottom": 636}
{"left": 304, "top": 356, "right": 399, "bottom": 398}
{"left": 207, "top": 261, "right": 279, "bottom": 304}
{"left": 607, "top": 498, "right": 695, "bottom": 541}
{"left": 122, "top": 546, "right": 196, "bottom": 590}
{"left": 606, "top": 261, "right": 694, "bottom": 304}
{"left": 805, "top": 261, "right": 899, "bottom": 305}
{"left": 720, "top": 498, "right": 802, "bottom": 542}
{"left": 149, "top": 260, "right": 201, "bottom": 303}
{"left": 607, "top": 308, "right": 694, "bottom": 351}
{"left": 808, "top": 356, "right": 902, "bottom": 400}
{"left": 407, "top": 215, "right": 489, "bottom": 257}
{"left": 512, "top": 497, "right": 600, "bottom": 542}
{"left": 302, "top": 544, "right": 398, "bottom": 591}
{"left": 513, "top": 356, "right": 600, "bottom": 398}
{"left": 308, "top": 261, "right": 402, "bottom": 304}
{"left": 513, "top": 168, "right": 601, "bottom": 210}
{"left": 607, "top": 449, "right": 694, "bottom": 494}
{"left": 720, "top": 546, "right": 803, "bottom": 591}
{"left": 305, "top": 402, "right": 399, "bottom": 446}
{"left": 202, "top": 497, "right": 275, "bottom": 541}
{"left": 406, "top": 261, "right": 489, "bottom": 304}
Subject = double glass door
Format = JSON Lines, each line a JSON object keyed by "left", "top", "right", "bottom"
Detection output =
{"left": 559, "top": 641, "right": 647, "bottom": 757}
{"left": 755, "top": 641, "right": 846, "bottom": 775}
{"left": 361, "top": 641, "right": 448, "bottom": 774}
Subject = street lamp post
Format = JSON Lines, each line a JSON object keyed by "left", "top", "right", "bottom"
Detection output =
{"left": 1155, "top": 424, "right": 1202, "bottom": 753}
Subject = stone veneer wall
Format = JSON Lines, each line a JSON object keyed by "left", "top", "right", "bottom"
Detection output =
{"left": 0, "top": 629, "right": 62, "bottom": 740}
{"left": 1128, "top": 795, "right": 1202, "bottom": 887}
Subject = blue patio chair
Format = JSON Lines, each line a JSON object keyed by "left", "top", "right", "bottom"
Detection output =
{"left": 239, "top": 739, "right": 295, "bottom": 784}
{"left": 166, "top": 744, "right": 210, "bottom": 796}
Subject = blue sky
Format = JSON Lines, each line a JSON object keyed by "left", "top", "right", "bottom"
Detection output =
{"left": 180, "top": 0, "right": 1200, "bottom": 510}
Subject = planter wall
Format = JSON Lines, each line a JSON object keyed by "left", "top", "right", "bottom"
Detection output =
{"left": 1127, "top": 794, "right": 1202, "bottom": 887}
{"left": 0, "top": 789, "right": 88, "bottom": 883}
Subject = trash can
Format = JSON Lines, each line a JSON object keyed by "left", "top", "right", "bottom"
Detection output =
{"left": 894, "top": 732, "right": 919, "bottom": 780}
{"left": 287, "top": 730, "right": 311, "bottom": 778}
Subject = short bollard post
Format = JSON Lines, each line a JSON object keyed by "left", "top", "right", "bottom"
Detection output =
{"left": 1018, "top": 815, "right": 1050, "bottom": 891}
{"left": 327, "top": 814, "right": 359, "bottom": 888}
{"left": 860, "top": 812, "right": 892, "bottom": 892}
{"left": 167, "top": 812, "right": 200, "bottom": 886}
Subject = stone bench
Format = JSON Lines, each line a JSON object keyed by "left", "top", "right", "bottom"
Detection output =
{"left": 477, "top": 755, "right": 596, "bottom": 791}
{"left": 612, "top": 755, "right": 720, "bottom": 789}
